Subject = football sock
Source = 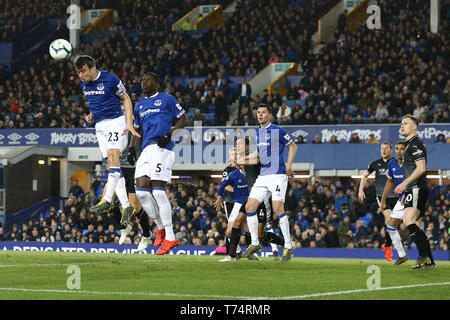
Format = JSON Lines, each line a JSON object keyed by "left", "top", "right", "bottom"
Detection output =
{"left": 225, "top": 235, "right": 230, "bottom": 255}
{"left": 135, "top": 187, "right": 163, "bottom": 230}
{"left": 278, "top": 213, "right": 292, "bottom": 249}
{"left": 384, "top": 225, "right": 392, "bottom": 247}
{"left": 246, "top": 212, "right": 259, "bottom": 246}
{"left": 110, "top": 205, "right": 123, "bottom": 228}
{"left": 264, "top": 231, "right": 285, "bottom": 247}
{"left": 114, "top": 172, "right": 130, "bottom": 208}
{"left": 407, "top": 223, "right": 427, "bottom": 257}
{"left": 244, "top": 232, "right": 251, "bottom": 245}
{"left": 265, "top": 225, "right": 284, "bottom": 247}
{"left": 387, "top": 225, "right": 406, "bottom": 258}
{"left": 153, "top": 188, "right": 175, "bottom": 241}
{"left": 229, "top": 228, "right": 241, "bottom": 258}
{"left": 136, "top": 208, "right": 151, "bottom": 238}
{"left": 103, "top": 167, "right": 121, "bottom": 203}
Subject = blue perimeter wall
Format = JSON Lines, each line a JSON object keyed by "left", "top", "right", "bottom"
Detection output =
{"left": 1, "top": 242, "right": 448, "bottom": 261}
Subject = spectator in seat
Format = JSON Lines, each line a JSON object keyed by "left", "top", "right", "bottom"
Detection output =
{"left": 366, "top": 133, "right": 380, "bottom": 144}
{"left": 348, "top": 132, "right": 362, "bottom": 143}
{"left": 338, "top": 215, "right": 353, "bottom": 248}
{"left": 237, "top": 77, "right": 252, "bottom": 107}
{"left": 69, "top": 179, "right": 84, "bottom": 198}
{"left": 434, "top": 133, "right": 446, "bottom": 143}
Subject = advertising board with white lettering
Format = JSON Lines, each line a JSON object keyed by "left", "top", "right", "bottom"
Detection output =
{"left": 0, "top": 124, "right": 448, "bottom": 147}
{"left": 1, "top": 242, "right": 448, "bottom": 260}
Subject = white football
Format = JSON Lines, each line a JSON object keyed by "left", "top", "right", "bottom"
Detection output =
{"left": 49, "top": 39, "right": 73, "bottom": 61}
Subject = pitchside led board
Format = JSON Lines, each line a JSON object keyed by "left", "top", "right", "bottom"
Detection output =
{"left": 2, "top": 242, "right": 449, "bottom": 261}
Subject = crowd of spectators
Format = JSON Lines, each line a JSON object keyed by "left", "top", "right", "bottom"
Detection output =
{"left": 1, "top": 0, "right": 448, "bottom": 129}
{"left": 173, "top": 0, "right": 339, "bottom": 78}
{"left": 234, "top": 0, "right": 449, "bottom": 127}
{"left": 1, "top": 177, "right": 448, "bottom": 253}
{"left": 0, "top": 0, "right": 68, "bottom": 42}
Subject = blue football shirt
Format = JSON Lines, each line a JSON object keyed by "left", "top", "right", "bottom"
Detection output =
{"left": 387, "top": 157, "right": 404, "bottom": 200}
{"left": 134, "top": 92, "right": 185, "bottom": 151}
{"left": 80, "top": 70, "right": 126, "bottom": 123}
{"left": 218, "top": 169, "right": 249, "bottom": 204}
{"left": 256, "top": 123, "right": 294, "bottom": 175}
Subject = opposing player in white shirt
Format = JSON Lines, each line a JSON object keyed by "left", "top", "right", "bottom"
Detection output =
{"left": 238, "top": 103, "right": 298, "bottom": 262}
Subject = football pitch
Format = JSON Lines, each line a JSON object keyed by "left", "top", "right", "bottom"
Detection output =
{"left": 0, "top": 251, "right": 449, "bottom": 300}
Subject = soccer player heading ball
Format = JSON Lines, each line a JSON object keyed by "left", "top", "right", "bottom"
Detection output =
{"left": 75, "top": 55, "right": 140, "bottom": 225}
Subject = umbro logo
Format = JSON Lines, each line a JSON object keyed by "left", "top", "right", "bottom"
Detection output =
{"left": 25, "top": 133, "right": 39, "bottom": 141}
{"left": 8, "top": 133, "right": 21, "bottom": 141}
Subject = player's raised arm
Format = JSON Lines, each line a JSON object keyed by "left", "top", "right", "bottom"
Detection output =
{"left": 236, "top": 150, "right": 259, "bottom": 165}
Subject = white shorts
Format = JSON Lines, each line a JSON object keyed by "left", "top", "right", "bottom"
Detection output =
{"left": 134, "top": 144, "right": 175, "bottom": 182}
{"left": 95, "top": 115, "right": 128, "bottom": 159}
{"left": 228, "top": 202, "right": 243, "bottom": 223}
{"left": 249, "top": 174, "right": 288, "bottom": 203}
{"left": 390, "top": 200, "right": 404, "bottom": 220}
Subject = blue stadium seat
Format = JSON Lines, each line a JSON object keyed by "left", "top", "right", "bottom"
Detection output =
{"left": 286, "top": 100, "right": 296, "bottom": 108}
{"left": 358, "top": 217, "right": 370, "bottom": 228}
{"left": 82, "top": 229, "right": 90, "bottom": 236}
{"left": 431, "top": 96, "right": 439, "bottom": 107}
{"left": 205, "top": 113, "right": 215, "bottom": 125}
{"left": 347, "top": 104, "right": 355, "bottom": 114}
{"left": 298, "top": 99, "right": 306, "bottom": 108}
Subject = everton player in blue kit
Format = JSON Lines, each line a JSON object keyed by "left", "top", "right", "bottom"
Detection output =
{"left": 128, "top": 72, "right": 187, "bottom": 255}
{"left": 214, "top": 165, "right": 249, "bottom": 261}
{"left": 75, "top": 55, "right": 140, "bottom": 225}
{"left": 239, "top": 104, "right": 298, "bottom": 262}
{"left": 380, "top": 141, "right": 409, "bottom": 265}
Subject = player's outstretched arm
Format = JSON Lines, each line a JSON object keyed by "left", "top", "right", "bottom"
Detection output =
{"left": 237, "top": 150, "right": 259, "bottom": 166}
{"left": 121, "top": 93, "right": 141, "bottom": 138}
{"left": 358, "top": 170, "right": 370, "bottom": 202}
{"left": 286, "top": 142, "right": 298, "bottom": 177}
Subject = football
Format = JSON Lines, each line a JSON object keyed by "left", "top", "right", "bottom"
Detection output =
{"left": 49, "top": 39, "right": 73, "bottom": 61}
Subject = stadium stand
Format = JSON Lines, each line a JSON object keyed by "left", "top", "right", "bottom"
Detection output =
{"left": 0, "top": 0, "right": 448, "bottom": 128}
{"left": 1, "top": 177, "right": 449, "bottom": 252}
{"left": 0, "top": 0, "right": 449, "bottom": 254}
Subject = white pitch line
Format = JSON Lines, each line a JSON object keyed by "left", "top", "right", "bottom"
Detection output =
{"left": 276, "top": 281, "right": 450, "bottom": 299}
{"left": 0, "top": 259, "right": 160, "bottom": 268}
{"left": 0, "top": 282, "right": 449, "bottom": 300}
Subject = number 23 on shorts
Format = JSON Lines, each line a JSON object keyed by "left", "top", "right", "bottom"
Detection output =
{"left": 107, "top": 131, "right": 119, "bottom": 142}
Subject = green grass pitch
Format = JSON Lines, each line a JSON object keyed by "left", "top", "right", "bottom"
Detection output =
{"left": 0, "top": 251, "right": 449, "bottom": 300}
